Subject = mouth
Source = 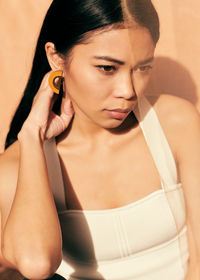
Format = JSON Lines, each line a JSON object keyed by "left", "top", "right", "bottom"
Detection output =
{"left": 110, "top": 108, "right": 131, "bottom": 113}
{"left": 104, "top": 108, "right": 132, "bottom": 119}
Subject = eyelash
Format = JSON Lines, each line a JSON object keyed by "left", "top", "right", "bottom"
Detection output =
{"left": 96, "top": 65, "right": 117, "bottom": 75}
{"left": 95, "top": 64, "right": 153, "bottom": 75}
{"left": 136, "top": 65, "right": 153, "bottom": 72}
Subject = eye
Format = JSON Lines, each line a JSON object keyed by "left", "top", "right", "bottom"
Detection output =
{"left": 136, "top": 65, "right": 153, "bottom": 73}
{"left": 96, "top": 65, "right": 117, "bottom": 75}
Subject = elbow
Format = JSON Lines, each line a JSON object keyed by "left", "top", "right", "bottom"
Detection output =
{"left": 17, "top": 254, "right": 62, "bottom": 279}
{"left": 2, "top": 245, "right": 62, "bottom": 279}
{"left": 2, "top": 232, "right": 62, "bottom": 279}
{"left": 17, "top": 256, "right": 59, "bottom": 279}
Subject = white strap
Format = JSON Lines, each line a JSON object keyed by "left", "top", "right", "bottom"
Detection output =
{"left": 43, "top": 138, "right": 66, "bottom": 211}
{"left": 43, "top": 96, "right": 178, "bottom": 209}
{"left": 134, "top": 96, "right": 178, "bottom": 189}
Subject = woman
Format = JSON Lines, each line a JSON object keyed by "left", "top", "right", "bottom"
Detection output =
{"left": 0, "top": 0, "right": 200, "bottom": 279}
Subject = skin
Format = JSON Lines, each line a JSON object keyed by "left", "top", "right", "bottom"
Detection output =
{"left": 0, "top": 25, "right": 200, "bottom": 279}
{"left": 46, "top": 26, "right": 159, "bottom": 211}
{"left": 61, "top": 27, "right": 154, "bottom": 132}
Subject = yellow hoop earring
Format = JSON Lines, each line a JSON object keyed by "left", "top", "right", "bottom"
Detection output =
{"left": 48, "top": 70, "right": 63, "bottom": 94}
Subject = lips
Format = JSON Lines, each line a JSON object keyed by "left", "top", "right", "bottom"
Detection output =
{"left": 105, "top": 108, "right": 132, "bottom": 119}
{"left": 109, "top": 108, "right": 131, "bottom": 113}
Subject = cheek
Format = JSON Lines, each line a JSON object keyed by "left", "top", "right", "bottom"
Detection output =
{"left": 65, "top": 65, "right": 111, "bottom": 103}
{"left": 133, "top": 73, "right": 151, "bottom": 96}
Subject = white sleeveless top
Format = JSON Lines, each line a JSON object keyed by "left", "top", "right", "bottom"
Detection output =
{"left": 44, "top": 97, "right": 189, "bottom": 280}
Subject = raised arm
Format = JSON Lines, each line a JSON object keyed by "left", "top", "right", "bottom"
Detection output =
{"left": 0, "top": 72, "right": 74, "bottom": 279}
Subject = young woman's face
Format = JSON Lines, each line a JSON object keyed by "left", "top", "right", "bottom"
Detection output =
{"left": 63, "top": 26, "right": 155, "bottom": 129}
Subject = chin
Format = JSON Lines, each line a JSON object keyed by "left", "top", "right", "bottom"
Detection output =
{"left": 100, "top": 111, "right": 136, "bottom": 130}
{"left": 100, "top": 118, "right": 126, "bottom": 129}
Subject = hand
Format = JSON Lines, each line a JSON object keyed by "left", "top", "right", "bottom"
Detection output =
{"left": 18, "top": 71, "right": 74, "bottom": 142}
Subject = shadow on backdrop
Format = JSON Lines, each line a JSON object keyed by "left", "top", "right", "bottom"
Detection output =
{"left": 147, "top": 56, "right": 197, "bottom": 105}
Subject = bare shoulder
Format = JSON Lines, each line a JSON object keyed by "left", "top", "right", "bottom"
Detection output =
{"left": 148, "top": 94, "right": 200, "bottom": 127}
{"left": 147, "top": 94, "right": 200, "bottom": 162}
{"left": 0, "top": 141, "right": 20, "bottom": 218}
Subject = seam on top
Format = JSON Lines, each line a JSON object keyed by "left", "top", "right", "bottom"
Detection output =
{"left": 117, "top": 214, "right": 129, "bottom": 257}
{"left": 112, "top": 213, "right": 124, "bottom": 258}
{"left": 119, "top": 213, "right": 131, "bottom": 257}
{"left": 60, "top": 226, "right": 187, "bottom": 266}
{"left": 58, "top": 183, "right": 182, "bottom": 215}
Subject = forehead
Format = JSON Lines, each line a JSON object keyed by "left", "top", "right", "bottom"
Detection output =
{"left": 71, "top": 27, "right": 155, "bottom": 64}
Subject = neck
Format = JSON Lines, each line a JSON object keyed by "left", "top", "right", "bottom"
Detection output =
{"left": 57, "top": 100, "right": 138, "bottom": 146}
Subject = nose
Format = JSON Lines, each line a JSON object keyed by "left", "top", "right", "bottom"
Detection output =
{"left": 113, "top": 73, "right": 136, "bottom": 100}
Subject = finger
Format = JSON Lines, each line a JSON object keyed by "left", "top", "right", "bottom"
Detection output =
{"left": 38, "top": 71, "right": 54, "bottom": 91}
{"left": 32, "top": 71, "right": 54, "bottom": 105}
{"left": 63, "top": 99, "right": 74, "bottom": 116}
{"left": 59, "top": 100, "right": 74, "bottom": 127}
{"left": 31, "top": 70, "right": 61, "bottom": 114}
{"left": 31, "top": 86, "right": 54, "bottom": 117}
{"left": 45, "top": 108, "right": 74, "bottom": 139}
{"left": 45, "top": 100, "right": 74, "bottom": 138}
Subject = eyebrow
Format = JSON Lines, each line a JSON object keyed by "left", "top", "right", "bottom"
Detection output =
{"left": 93, "top": 56, "right": 125, "bottom": 65}
{"left": 93, "top": 55, "right": 154, "bottom": 66}
{"left": 136, "top": 56, "right": 154, "bottom": 66}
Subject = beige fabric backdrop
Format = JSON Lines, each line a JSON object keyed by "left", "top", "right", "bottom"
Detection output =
{"left": 0, "top": 0, "right": 200, "bottom": 153}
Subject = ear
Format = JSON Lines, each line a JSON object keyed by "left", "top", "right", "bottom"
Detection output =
{"left": 45, "top": 42, "right": 64, "bottom": 70}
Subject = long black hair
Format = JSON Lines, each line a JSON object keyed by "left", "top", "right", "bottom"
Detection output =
{"left": 5, "top": 0, "right": 159, "bottom": 148}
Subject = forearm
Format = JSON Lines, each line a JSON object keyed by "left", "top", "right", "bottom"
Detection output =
{"left": 2, "top": 130, "right": 62, "bottom": 278}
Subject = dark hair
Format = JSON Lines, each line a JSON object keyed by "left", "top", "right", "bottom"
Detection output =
{"left": 5, "top": 0, "right": 159, "bottom": 148}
